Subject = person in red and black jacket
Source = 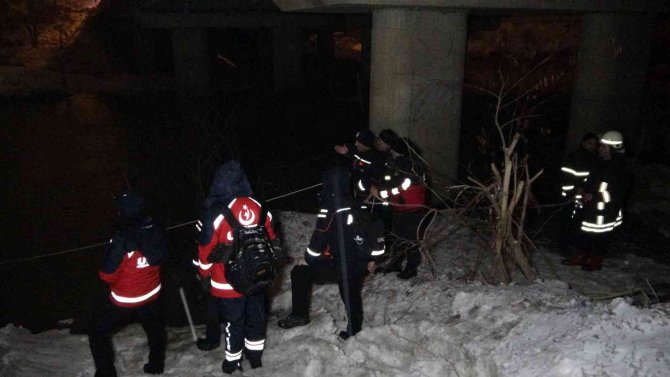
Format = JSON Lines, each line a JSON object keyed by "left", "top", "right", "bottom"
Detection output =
{"left": 371, "top": 137, "right": 429, "bottom": 279}
{"left": 88, "top": 192, "right": 167, "bottom": 377}
{"left": 193, "top": 160, "right": 277, "bottom": 374}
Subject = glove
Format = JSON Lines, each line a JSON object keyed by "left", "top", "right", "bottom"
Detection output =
{"left": 198, "top": 275, "right": 211, "bottom": 292}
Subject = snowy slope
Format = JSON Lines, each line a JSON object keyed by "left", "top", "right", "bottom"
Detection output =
{"left": 1, "top": 211, "right": 669, "bottom": 377}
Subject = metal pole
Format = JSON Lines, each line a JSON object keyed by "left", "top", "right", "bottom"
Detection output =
{"left": 179, "top": 287, "right": 198, "bottom": 342}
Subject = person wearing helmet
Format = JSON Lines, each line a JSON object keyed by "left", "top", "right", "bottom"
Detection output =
{"left": 562, "top": 130, "right": 632, "bottom": 271}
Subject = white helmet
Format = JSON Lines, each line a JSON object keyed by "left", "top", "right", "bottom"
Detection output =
{"left": 600, "top": 130, "right": 625, "bottom": 153}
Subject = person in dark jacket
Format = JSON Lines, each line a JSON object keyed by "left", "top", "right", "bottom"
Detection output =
{"left": 334, "top": 128, "right": 385, "bottom": 199}
{"left": 193, "top": 160, "right": 277, "bottom": 374}
{"left": 371, "top": 137, "right": 429, "bottom": 279}
{"left": 558, "top": 133, "right": 600, "bottom": 252}
{"left": 563, "top": 131, "right": 632, "bottom": 271}
{"left": 88, "top": 192, "right": 167, "bottom": 377}
{"left": 277, "top": 166, "right": 384, "bottom": 340}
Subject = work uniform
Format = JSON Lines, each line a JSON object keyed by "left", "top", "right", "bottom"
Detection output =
{"left": 377, "top": 155, "right": 428, "bottom": 278}
{"left": 279, "top": 166, "right": 384, "bottom": 338}
{"left": 89, "top": 194, "right": 167, "bottom": 377}
{"left": 194, "top": 161, "right": 276, "bottom": 373}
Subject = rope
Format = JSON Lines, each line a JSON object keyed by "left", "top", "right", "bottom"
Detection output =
{"left": 0, "top": 183, "right": 324, "bottom": 266}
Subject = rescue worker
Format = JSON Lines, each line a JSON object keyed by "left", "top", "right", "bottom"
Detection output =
{"left": 560, "top": 133, "right": 599, "bottom": 199}
{"left": 558, "top": 133, "right": 600, "bottom": 252}
{"left": 371, "top": 129, "right": 400, "bottom": 230}
{"left": 370, "top": 137, "right": 429, "bottom": 279}
{"left": 563, "top": 131, "right": 632, "bottom": 271}
{"left": 194, "top": 160, "right": 277, "bottom": 374}
{"left": 88, "top": 192, "right": 167, "bottom": 377}
{"left": 277, "top": 166, "right": 384, "bottom": 340}
{"left": 334, "top": 128, "right": 385, "bottom": 199}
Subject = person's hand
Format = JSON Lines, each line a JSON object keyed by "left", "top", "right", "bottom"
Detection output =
{"left": 367, "top": 261, "right": 376, "bottom": 273}
{"left": 334, "top": 144, "right": 348, "bottom": 155}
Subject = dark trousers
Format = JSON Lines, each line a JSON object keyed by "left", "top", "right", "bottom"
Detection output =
{"left": 290, "top": 264, "right": 365, "bottom": 335}
{"left": 558, "top": 203, "right": 583, "bottom": 252}
{"left": 217, "top": 294, "right": 266, "bottom": 364}
{"left": 204, "top": 294, "right": 222, "bottom": 343}
{"left": 388, "top": 210, "right": 428, "bottom": 272}
{"left": 88, "top": 299, "right": 166, "bottom": 375}
{"left": 577, "top": 229, "right": 617, "bottom": 257}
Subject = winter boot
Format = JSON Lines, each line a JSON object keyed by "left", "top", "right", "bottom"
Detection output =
{"left": 247, "top": 355, "right": 262, "bottom": 369}
{"left": 143, "top": 363, "right": 164, "bottom": 374}
{"left": 561, "top": 251, "right": 588, "bottom": 266}
{"left": 95, "top": 369, "right": 118, "bottom": 377}
{"left": 397, "top": 269, "right": 417, "bottom": 280}
{"left": 277, "top": 314, "right": 310, "bottom": 329}
{"left": 338, "top": 331, "right": 351, "bottom": 340}
{"left": 582, "top": 255, "right": 603, "bottom": 271}
{"left": 196, "top": 337, "right": 220, "bottom": 351}
{"left": 222, "top": 360, "right": 242, "bottom": 375}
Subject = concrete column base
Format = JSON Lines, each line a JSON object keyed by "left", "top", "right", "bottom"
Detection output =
{"left": 369, "top": 9, "right": 467, "bottom": 185}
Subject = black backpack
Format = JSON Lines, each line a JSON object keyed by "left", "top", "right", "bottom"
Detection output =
{"left": 207, "top": 201, "right": 276, "bottom": 296}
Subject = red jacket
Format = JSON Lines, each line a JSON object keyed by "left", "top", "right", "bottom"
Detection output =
{"left": 197, "top": 197, "right": 276, "bottom": 298}
{"left": 100, "top": 249, "right": 161, "bottom": 308}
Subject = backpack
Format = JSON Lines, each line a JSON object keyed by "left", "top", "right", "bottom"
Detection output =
{"left": 350, "top": 208, "right": 385, "bottom": 260}
{"left": 208, "top": 201, "right": 276, "bottom": 296}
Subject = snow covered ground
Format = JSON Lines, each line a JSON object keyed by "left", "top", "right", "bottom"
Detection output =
{"left": 2, "top": 211, "right": 670, "bottom": 377}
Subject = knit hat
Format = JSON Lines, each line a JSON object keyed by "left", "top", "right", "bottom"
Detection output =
{"left": 582, "top": 133, "right": 599, "bottom": 142}
{"left": 392, "top": 137, "right": 410, "bottom": 155}
{"left": 115, "top": 192, "right": 146, "bottom": 220}
{"left": 377, "top": 129, "right": 399, "bottom": 148}
{"left": 355, "top": 129, "right": 375, "bottom": 149}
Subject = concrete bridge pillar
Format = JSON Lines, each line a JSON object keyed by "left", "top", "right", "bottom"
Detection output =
{"left": 272, "top": 24, "right": 304, "bottom": 91}
{"left": 369, "top": 9, "right": 467, "bottom": 184}
{"left": 567, "top": 12, "right": 655, "bottom": 153}
{"left": 172, "top": 28, "right": 211, "bottom": 91}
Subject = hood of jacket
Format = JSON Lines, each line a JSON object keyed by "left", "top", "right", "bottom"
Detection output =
{"left": 206, "top": 160, "right": 253, "bottom": 207}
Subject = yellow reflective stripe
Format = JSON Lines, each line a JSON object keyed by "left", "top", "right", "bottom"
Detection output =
{"left": 602, "top": 191, "right": 611, "bottom": 203}
{"left": 245, "top": 338, "right": 265, "bottom": 350}
{"left": 401, "top": 178, "right": 412, "bottom": 190}
{"left": 211, "top": 280, "right": 234, "bottom": 290}
{"left": 353, "top": 154, "right": 371, "bottom": 164}
{"left": 214, "top": 214, "right": 224, "bottom": 230}
{"left": 371, "top": 248, "right": 385, "bottom": 256}
{"left": 225, "top": 350, "right": 242, "bottom": 361}
{"left": 561, "top": 167, "right": 589, "bottom": 177}
{"left": 111, "top": 284, "right": 161, "bottom": 304}
{"left": 306, "top": 247, "right": 321, "bottom": 257}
